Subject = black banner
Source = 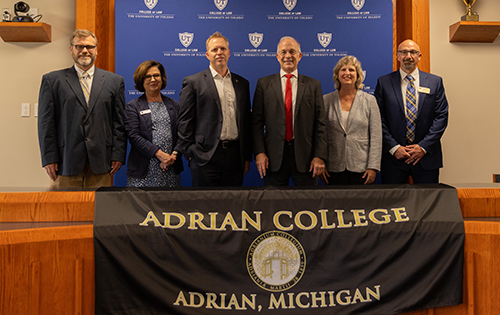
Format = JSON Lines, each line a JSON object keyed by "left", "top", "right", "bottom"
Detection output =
{"left": 94, "top": 185, "right": 464, "bottom": 314}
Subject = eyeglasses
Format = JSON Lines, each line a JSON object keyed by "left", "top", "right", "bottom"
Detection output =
{"left": 72, "top": 45, "right": 97, "bottom": 52}
{"left": 278, "top": 49, "right": 299, "bottom": 56}
{"left": 144, "top": 74, "right": 161, "bottom": 81}
{"left": 398, "top": 50, "right": 420, "bottom": 56}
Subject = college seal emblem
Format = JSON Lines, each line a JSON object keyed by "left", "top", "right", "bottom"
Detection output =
{"left": 214, "top": 0, "right": 228, "bottom": 11}
{"left": 179, "top": 32, "right": 194, "bottom": 48}
{"left": 317, "top": 32, "right": 332, "bottom": 48}
{"left": 144, "top": 0, "right": 158, "bottom": 10}
{"left": 249, "top": 32, "right": 263, "bottom": 48}
{"left": 247, "top": 231, "right": 306, "bottom": 292}
{"left": 283, "top": 0, "right": 297, "bottom": 11}
{"left": 351, "top": 0, "right": 365, "bottom": 11}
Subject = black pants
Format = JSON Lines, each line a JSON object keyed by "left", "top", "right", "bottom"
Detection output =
{"left": 190, "top": 140, "right": 243, "bottom": 187}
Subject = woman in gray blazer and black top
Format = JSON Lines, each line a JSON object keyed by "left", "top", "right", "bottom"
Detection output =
{"left": 320, "top": 56, "right": 382, "bottom": 185}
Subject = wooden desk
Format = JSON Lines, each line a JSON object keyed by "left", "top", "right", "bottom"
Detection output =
{"left": 1, "top": 188, "right": 499, "bottom": 315}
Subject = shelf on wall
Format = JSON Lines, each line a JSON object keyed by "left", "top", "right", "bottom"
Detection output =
{"left": 449, "top": 21, "right": 500, "bottom": 43}
{"left": 0, "top": 22, "right": 51, "bottom": 42}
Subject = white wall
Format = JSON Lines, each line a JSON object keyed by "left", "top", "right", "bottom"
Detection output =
{"left": 430, "top": 0, "right": 500, "bottom": 184}
{"left": 0, "top": 0, "right": 499, "bottom": 188}
{"left": 0, "top": 0, "right": 74, "bottom": 188}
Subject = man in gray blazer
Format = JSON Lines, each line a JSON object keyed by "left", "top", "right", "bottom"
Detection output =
{"left": 38, "top": 29, "right": 126, "bottom": 188}
{"left": 177, "top": 32, "right": 252, "bottom": 186}
{"left": 252, "top": 36, "right": 327, "bottom": 186}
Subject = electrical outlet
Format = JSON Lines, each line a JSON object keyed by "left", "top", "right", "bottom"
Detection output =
{"left": 2, "top": 8, "right": 11, "bottom": 22}
{"left": 22, "top": 103, "right": 30, "bottom": 117}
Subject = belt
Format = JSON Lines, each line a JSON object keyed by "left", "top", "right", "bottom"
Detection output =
{"left": 220, "top": 140, "right": 238, "bottom": 149}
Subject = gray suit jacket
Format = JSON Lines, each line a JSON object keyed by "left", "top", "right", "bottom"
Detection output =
{"left": 38, "top": 66, "right": 127, "bottom": 176}
{"left": 252, "top": 73, "right": 327, "bottom": 173}
{"left": 323, "top": 90, "right": 382, "bottom": 173}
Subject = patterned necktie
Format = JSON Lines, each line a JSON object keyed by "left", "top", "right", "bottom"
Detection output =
{"left": 80, "top": 71, "right": 91, "bottom": 105}
{"left": 284, "top": 74, "right": 293, "bottom": 142}
{"left": 405, "top": 75, "right": 417, "bottom": 144}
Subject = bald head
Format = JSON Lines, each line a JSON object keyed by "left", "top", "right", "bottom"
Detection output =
{"left": 397, "top": 39, "right": 421, "bottom": 74}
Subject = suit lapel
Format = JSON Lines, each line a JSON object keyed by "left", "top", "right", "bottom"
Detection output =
{"left": 138, "top": 95, "right": 152, "bottom": 135}
{"left": 88, "top": 68, "right": 105, "bottom": 116}
{"left": 295, "top": 74, "right": 305, "bottom": 115}
{"left": 204, "top": 68, "right": 222, "bottom": 112}
{"left": 271, "top": 74, "right": 285, "bottom": 115}
{"left": 65, "top": 67, "right": 88, "bottom": 111}
{"left": 231, "top": 74, "right": 241, "bottom": 119}
{"left": 417, "top": 71, "right": 428, "bottom": 119}
{"left": 332, "top": 91, "right": 345, "bottom": 132}
{"left": 390, "top": 71, "right": 405, "bottom": 114}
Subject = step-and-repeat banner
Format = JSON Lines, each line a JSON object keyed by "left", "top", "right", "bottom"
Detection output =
{"left": 94, "top": 184, "right": 464, "bottom": 314}
{"left": 113, "top": 0, "right": 394, "bottom": 187}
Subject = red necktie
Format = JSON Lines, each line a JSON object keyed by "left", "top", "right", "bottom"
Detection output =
{"left": 285, "top": 74, "right": 293, "bottom": 142}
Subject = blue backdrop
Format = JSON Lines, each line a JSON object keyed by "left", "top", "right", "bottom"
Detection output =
{"left": 114, "top": 0, "right": 393, "bottom": 187}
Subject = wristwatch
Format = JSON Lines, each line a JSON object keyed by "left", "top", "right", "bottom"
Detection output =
{"left": 172, "top": 150, "right": 178, "bottom": 155}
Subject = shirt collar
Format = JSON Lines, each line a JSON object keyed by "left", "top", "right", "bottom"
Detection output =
{"left": 399, "top": 67, "right": 419, "bottom": 81}
{"left": 210, "top": 65, "right": 231, "bottom": 79}
{"left": 280, "top": 69, "right": 298, "bottom": 79}
{"left": 74, "top": 65, "right": 95, "bottom": 78}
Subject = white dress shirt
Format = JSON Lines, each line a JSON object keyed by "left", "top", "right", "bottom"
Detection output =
{"left": 210, "top": 65, "right": 238, "bottom": 141}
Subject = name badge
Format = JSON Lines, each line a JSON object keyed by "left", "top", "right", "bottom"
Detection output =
{"left": 418, "top": 87, "right": 430, "bottom": 94}
{"left": 140, "top": 109, "right": 151, "bottom": 115}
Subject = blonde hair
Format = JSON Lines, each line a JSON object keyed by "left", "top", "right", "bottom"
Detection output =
{"left": 333, "top": 55, "right": 365, "bottom": 90}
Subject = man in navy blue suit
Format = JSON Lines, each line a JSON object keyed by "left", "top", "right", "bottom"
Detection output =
{"left": 374, "top": 39, "right": 449, "bottom": 184}
{"left": 177, "top": 32, "right": 252, "bottom": 186}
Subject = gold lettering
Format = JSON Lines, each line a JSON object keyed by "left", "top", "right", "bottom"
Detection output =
{"left": 139, "top": 211, "right": 162, "bottom": 227}
{"left": 351, "top": 210, "right": 368, "bottom": 227}
{"left": 220, "top": 293, "right": 227, "bottom": 309}
{"left": 328, "top": 291, "right": 336, "bottom": 306}
{"left": 369, "top": 209, "right": 391, "bottom": 224}
{"left": 188, "top": 212, "right": 209, "bottom": 230}
{"left": 319, "top": 209, "right": 336, "bottom": 229}
{"left": 287, "top": 292, "right": 295, "bottom": 309}
{"left": 206, "top": 293, "right": 219, "bottom": 309}
{"left": 365, "top": 285, "right": 381, "bottom": 301}
{"left": 274, "top": 211, "right": 293, "bottom": 231}
{"left": 226, "top": 293, "right": 241, "bottom": 309}
{"left": 162, "top": 212, "right": 186, "bottom": 229}
{"left": 295, "top": 210, "right": 318, "bottom": 230}
{"left": 310, "top": 291, "right": 327, "bottom": 308}
{"left": 392, "top": 207, "right": 410, "bottom": 222}
{"left": 296, "top": 292, "right": 310, "bottom": 308}
{"left": 269, "top": 293, "right": 288, "bottom": 309}
{"left": 209, "top": 212, "right": 218, "bottom": 230}
{"left": 336, "top": 290, "right": 351, "bottom": 305}
{"left": 218, "top": 212, "right": 241, "bottom": 231}
{"left": 241, "top": 294, "right": 257, "bottom": 310}
{"left": 173, "top": 291, "right": 188, "bottom": 306}
{"left": 241, "top": 211, "right": 262, "bottom": 231}
{"left": 189, "top": 292, "right": 204, "bottom": 308}
{"left": 335, "top": 210, "right": 353, "bottom": 228}
{"left": 351, "top": 288, "right": 366, "bottom": 304}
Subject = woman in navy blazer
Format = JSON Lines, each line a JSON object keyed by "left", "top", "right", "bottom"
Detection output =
{"left": 321, "top": 56, "right": 382, "bottom": 185}
{"left": 125, "top": 60, "right": 183, "bottom": 187}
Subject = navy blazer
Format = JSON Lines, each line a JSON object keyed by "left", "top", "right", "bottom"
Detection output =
{"left": 177, "top": 68, "right": 252, "bottom": 168}
{"left": 38, "top": 66, "right": 127, "bottom": 176}
{"left": 374, "top": 70, "right": 448, "bottom": 171}
{"left": 124, "top": 94, "right": 183, "bottom": 178}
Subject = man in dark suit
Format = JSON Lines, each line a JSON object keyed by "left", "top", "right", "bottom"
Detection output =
{"left": 252, "top": 36, "right": 327, "bottom": 186}
{"left": 374, "top": 39, "right": 449, "bottom": 184}
{"left": 177, "top": 32, "right": 252, "bottom": 186}
{"left": 38, "top": 29, "right": 127, "bottom": 188}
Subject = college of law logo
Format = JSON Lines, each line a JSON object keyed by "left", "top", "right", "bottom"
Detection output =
{"left": 144, "top": 0, "right": 158, "bottom": 10}
{"left": 247, "top": 231, "right": 306, "bottom": 292}
{"left": 249, "top": 33, "right": 263, "bottom": 48}
{"left": 214, "top": 0, "right": 228, "bottom": 11}
{"left": 351, "top": 0, "right": 365, "bottom": 11}
{"left": 283, "top": 0, "right": 297, "bottom": 11}
{"left": 317, "top": 32, "right": 332, "bottom": 48}
{"left": 179, "top": 32, "right": 194, "bottom": 48}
